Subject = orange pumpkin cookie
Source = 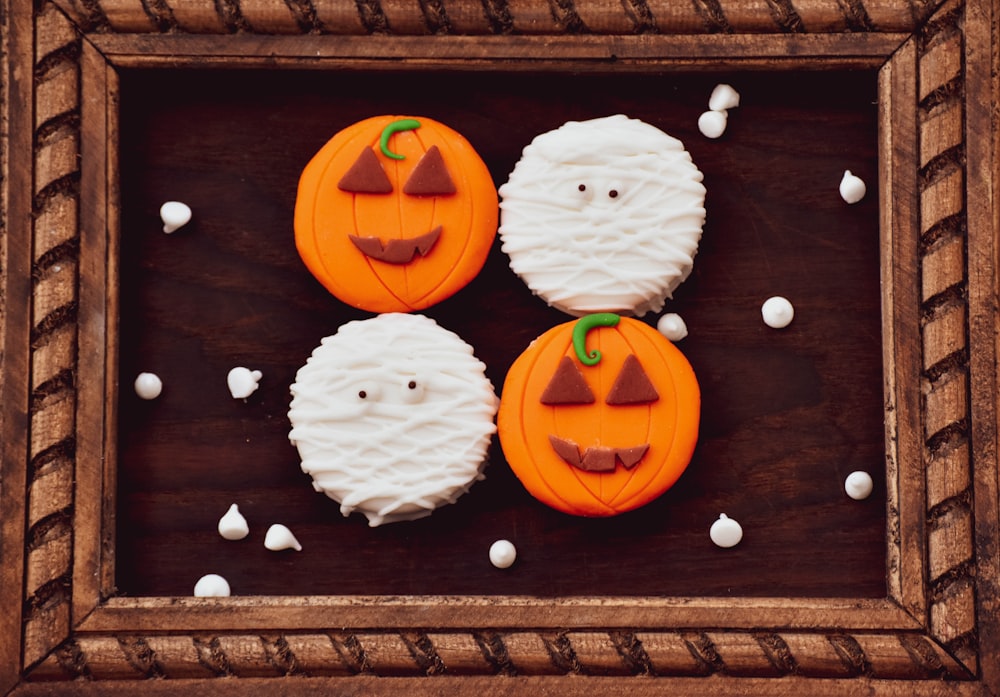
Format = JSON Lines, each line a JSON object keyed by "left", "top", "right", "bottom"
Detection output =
{"left": 294, "top": 116, "right": 498, "bottom": 313}
{"left": 498, "top": 313, "right": 700, "bottom": 517}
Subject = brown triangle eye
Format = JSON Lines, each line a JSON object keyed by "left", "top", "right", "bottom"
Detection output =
{"left": 540, "top": 356, "right": 595, "bottom": 405}
{"left": 338, "top": 148, "right": 393, "bottom": 193}
{"left": 403, "top": 145, "right": 456, "bottom": 196}
{"left": 606, "top": 354, "right": 659, "bottom": 405}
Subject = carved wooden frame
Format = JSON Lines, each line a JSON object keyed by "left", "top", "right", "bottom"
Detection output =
{"left": 1, "top": 0, "right": 997, "bottom": 694}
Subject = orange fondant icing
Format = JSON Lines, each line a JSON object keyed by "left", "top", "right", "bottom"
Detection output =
{"left": 498, "top": 315, "right": 700, "bottom": 517}
{"left": 294, "top": 115, "right": 497, "bottom": 313}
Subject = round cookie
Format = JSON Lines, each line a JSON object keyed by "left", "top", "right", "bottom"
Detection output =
{"left": 294, "top": 116, "right": 498, "bottom": 313}
{"left": 498, "top": 114, "right": 706, "bottom": 317}
{"left": 497, "top": 313, "right": 700, "bottom": 517}
{"left": 288, "top": 313, "right": 498, "bottom": 526}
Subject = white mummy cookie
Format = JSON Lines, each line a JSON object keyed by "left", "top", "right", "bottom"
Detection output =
{"left": 288, "top": 313, "right": 498, "bottom": 526}
{"left": 498, "top": 114, "right": 707, "bottom": 317}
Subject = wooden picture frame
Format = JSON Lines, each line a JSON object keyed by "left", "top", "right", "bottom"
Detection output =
{"left": 1, "top": 0, "right": 997, "bottom": 694}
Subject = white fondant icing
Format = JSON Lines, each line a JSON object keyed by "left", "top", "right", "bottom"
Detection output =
{"left": 844, "top": 471, "right": 874, "bottom": 500}
{"left": 761, "top": 296, "right": 794, "bottom": 329}
{"left": 657, "top": 312, "right": 689, "bottom": 341}
{"left": 710, "top": 513, "right": 743, "bottom": 548}
{"left": 709, "top": 83, "right": 741, "bottom": 111}
{"left": 193, "top": 574, "right": 231, "bottom": 597}
{"left": 217, "top": 503, "right": 250, "bottom": 540}
{"left": 227, "top": 366, "right": 263, "bottom": 399}
{"left": 264, "top": 524, "right": 302, "bottom": 551}
{"left": 134, "top": 372, "right": 163, "bottom": 400}
{"left": 697, "top": 110, "right": 728, "bottom": 139}
{"left": 160, "top": 201, "right": 191, "bottom": 234}
{"left": 498, "top": 115, "right": 707, "bottom": 317}
{"left": 288, "top": 313, "right": 498, "bottom": 527}
{"left": 839, "top": 170, "right": 867, "bottom": 204}
{"left": 489, "top": 539, "right": 517, "bottom": 569}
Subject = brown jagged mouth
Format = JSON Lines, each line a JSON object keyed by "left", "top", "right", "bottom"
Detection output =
{"left": 349, "top": 226, "right": 441, "bottom": 264}
{"left": 548, "top": 435, "right": 649, "bottom": 473}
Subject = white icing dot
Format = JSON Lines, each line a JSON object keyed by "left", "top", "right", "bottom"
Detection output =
{"left": 217, "top": 503, "right": 250, "bottom": 541}
{"left": 761, "top": 296, "right": 794, "bottom": 329}
{"left": 710, "top": 514, "right": 743, "bottom": 548}
{"left": 839, "top": 170, "right": 867, "bottom": 204}
{"left": 709, "top": 83, "right": 741, "bottom": 112}
{"left": 227, "top": 367, "right": 263, "bottom": 399}
{"left": 264, "top": 524, "right": 302, "bottom": 552}
{"left": 134, "top": 372, "right": 163, "bottom": 400}
{"left": 845, "top": 471, "right": 874, "bottom": 500}
{"left": 489, "top": 539, "right": 517, "bottom": 569}
{"left": 698, "top": 110, "right": 728, "bottom": 139}
{"left": 193, "top": 574, "right": 231, "bottom": 597}
{"left": 160, "top": 201, "right": 192, "bottom": 234}
{"left": 657, "top": 313, "right": 689, "bottom": 341}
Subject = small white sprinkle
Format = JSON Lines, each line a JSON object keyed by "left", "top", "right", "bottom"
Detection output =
{"left": 489, "top": 539, "right": 517, "bottom": 569}
{"left": 845, "top": 471, "right": 874, "bottom": 500}
{"left": 193, "top": 574, "right": 231, "bottom": 597}
{"left": 160, "top": 201, "right": 192, "bottom": 234}
{"left": 710, "top": 514, "right": 743, "bottom": 548}
{"left": 697, "top": 110, "right": 728, "bottom": 139}
{"left": 217, "top": 503, "right": 250, "bottom": 541}
{"left": 839, "top": 170, "right": 867, "bottom": 204}
{"left": 264, "top": 524, "right": 302, "bottom": 552}
{"left": 761, "top": 296, "right": 794, "bottom": 329}
{"left": 709, "top": 83, "right": 741, "bottom": 111}
{"left": 227, "top": 367, "right": 263, "bottom": 399}
{"left": 656, "top": 313, "right": 688, "bottom": 342}
{"left": 134, "top": 372, "right": 163, "bottom": 400}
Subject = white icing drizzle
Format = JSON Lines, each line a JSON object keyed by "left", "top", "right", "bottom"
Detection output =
{"left": 288, "top": 313, "right": 498, "bottom": 526}
{"left": 499, "top": 115, "right": 707, "bottom": 317}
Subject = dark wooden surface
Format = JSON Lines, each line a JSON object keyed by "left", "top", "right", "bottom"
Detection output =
{"left": 114, "top": 68, "right": 885, "bottom": 599}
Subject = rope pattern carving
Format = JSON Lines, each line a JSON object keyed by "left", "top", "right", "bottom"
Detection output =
{"left": 48, "top": 0, "right": 938, "bottom": 35}
{"left": 27, "top": 630, "right": 972, "bottom": 680}
{"left": 22, "top": 0, "right": 82, "bottom": 673}
{"left": 914, "top": 0, "right": 978, "bottom": 673}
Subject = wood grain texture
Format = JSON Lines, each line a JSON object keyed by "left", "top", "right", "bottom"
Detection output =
{"left": 53, "top": 0, "right": 943, "bottom": 34}
{"left": 74, "top": 39, "right": 119, "bottom": 626}
{"left": 0, "top": 0, "right": 35, "bottom": 694}
{"left": 86, "top": 32, "right": 910, "bottom": 69}
{"left": 20, "top": 1, "right": 81, "bottom": 677}
{"left": 912, "top": 0, "right": 980, "bottom": 675}
{"left": 1, "top": 0, "right": 998, "bottom": 695}
{"left": 109, "top": 67, "right": 886, "bottom": 601}
{"left": 960, "top": 0, "right": 1000, "bottom": 688}
{"left": 878, "top": 34, "right": 923, "bottom": 622}
{"left": 23, "top": 629, "right": 972, "bottom": 680}
{"left": 75, "top": 596, "right": 922, "bottom": 633}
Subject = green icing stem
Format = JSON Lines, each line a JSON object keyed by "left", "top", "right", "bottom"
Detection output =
{"left": 572, "top": 313, "right": 620, "bottom": 366}
{"left": 380, "top": 118, "right": 421, "bottom": 160}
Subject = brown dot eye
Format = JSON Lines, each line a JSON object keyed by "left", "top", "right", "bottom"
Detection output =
{"left": 608, "top": 189, "right": 619, "bottom": 198}
{"left": 358, "top": 390, "right": 367, "bottom": 399}
{"left": 408, "top": 380, "right": 417, "bottom": 389}
{"left": 578, "top": 184, "right": 587, "bottom": 192}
